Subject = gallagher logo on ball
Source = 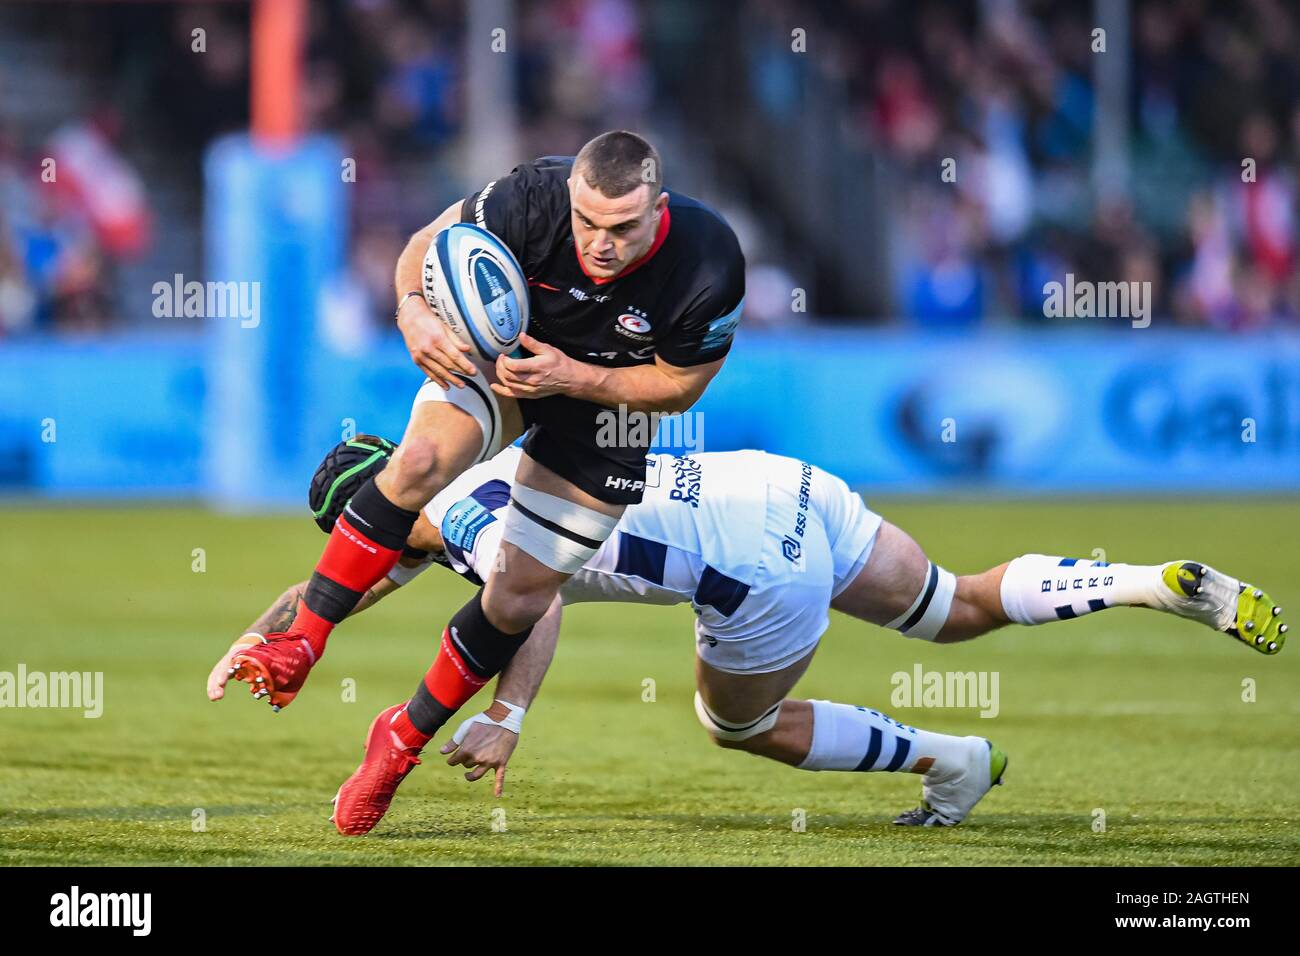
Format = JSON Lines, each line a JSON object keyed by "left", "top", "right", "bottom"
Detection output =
{"left": 470, "top": 254, "right": 522, "bottom": 337}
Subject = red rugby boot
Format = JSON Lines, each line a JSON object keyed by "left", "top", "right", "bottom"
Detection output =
{"left": 229, "top": 633, "right": 319, "bottom": 711}
{"left": 331, "top": 704, "right": 423, "bottom": 836}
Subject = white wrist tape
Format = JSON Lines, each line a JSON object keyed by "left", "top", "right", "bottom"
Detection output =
{"left": 387, "top": 556, "right": 434, "bottom": 587}
{"left": 450, "top": 699, "right": 526, "bottom": 745}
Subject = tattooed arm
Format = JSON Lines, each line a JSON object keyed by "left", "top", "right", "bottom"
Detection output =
{"left": 244, "top": 576, "right": 402, "bottom": 634}
{"left": 248, "top": 582, "right": 307, "bottom": 636}
{"left": 244, "top": 574, "right": 403, "bottom": 634}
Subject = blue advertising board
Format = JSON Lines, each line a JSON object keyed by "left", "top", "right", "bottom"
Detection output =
{"left": 4, "top": 329, "right": 1299, "bottom": 502}
{"left": 692, "top": 330, "right": 1300, "bottom": 493}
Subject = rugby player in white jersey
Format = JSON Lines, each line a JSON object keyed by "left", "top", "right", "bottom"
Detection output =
{"left": 210, "top": 436, "right": 1287, "bottom": 834}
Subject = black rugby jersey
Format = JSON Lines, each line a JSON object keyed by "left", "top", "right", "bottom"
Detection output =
{"left": 459, "top": 156, "right": 745, "bottom": 371}
{"left": 457, "top": 156, "right": 744, "bottom": 504}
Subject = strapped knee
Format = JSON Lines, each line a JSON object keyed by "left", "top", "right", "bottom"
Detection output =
{"left": 887, "top": 561, "right": 956, "bottom": 641}
{"left": 694, "top": 692, "right": 782, "bottom": 742}
{"left": 501, "top": 484, "right": 619, "bottom": 573}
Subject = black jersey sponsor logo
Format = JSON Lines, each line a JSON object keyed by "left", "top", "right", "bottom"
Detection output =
{"left": 586, "top": 345, "right": 657, "bottom": 362}
{"left": 473, "top": 180, "right": 496, "bottom": 227}
{"left": 567, "top": 286, "right": 612, "bottom": 303}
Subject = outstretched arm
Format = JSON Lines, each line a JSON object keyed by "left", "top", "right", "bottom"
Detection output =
{"left": 493, "top": 595, "right": 562, "bottom": 707}
{"left": 251, "top": 582, "right": 307, "bottom": 635}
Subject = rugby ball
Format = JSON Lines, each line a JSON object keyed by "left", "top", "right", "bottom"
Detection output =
{"left": 422, "top": 223, "right": 529, "bottom": 361}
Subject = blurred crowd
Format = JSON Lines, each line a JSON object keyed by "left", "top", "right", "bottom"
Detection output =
{"left": 3, "top": 0, "right": 1300, "bottom": 335}
{"left": 813, "top": 0, "right": 1300, "bottom": 328}
{"left": 0, "top": 115, "right": 148, "bottom": 335}
{"left": 297, "top": 0, "right": 654, "bottom": 348}
{"left": 0, "top": 0, "right": 652, "bottom": 338}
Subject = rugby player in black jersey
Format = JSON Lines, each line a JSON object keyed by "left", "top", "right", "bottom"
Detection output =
{"left": 226, "top": 131, "right": 745, "bottom": 832}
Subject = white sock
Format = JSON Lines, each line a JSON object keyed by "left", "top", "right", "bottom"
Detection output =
{"left": 999, "top": 554, "right": 1163, "bottom": 625}
{"left": 799, "top": 699, "right": 970, "bottom": 773}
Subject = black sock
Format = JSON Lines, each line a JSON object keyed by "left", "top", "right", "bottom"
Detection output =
{"left": 405, "top": 591, "right": 534, "bottom": 736}
{"left": 302, "top": 477, "right": 420, "bottom": 625}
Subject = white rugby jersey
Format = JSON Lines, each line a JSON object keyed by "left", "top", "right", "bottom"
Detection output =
{"left": 400, "top": 444, "right": 770, "bottom": 614}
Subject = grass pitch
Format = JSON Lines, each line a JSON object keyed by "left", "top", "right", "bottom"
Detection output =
{"left": 2, "top": 499, "right": 1298, "bottom": 866}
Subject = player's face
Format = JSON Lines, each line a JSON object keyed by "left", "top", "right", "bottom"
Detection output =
{"left": 568, "top": 176, "right": 666, "bottom": 279}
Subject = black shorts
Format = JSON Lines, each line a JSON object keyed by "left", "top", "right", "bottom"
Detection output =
{"left": 519, "top": 395, "right": 649, "bottom": 505}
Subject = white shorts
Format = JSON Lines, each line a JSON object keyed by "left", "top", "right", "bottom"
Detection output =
{"left": 694, "top": 455, "right": 882, "bottom": 674}
{"left": 411, "top": 368, "right": 503, "bottom": 465}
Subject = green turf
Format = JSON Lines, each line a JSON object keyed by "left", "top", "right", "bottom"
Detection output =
{"left": 1, "top": 499, "right": 1298, "bottom": 866}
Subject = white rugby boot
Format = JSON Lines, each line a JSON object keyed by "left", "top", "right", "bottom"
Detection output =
{"left": 893, "top": 737, "right": 1007, "bottom": 827}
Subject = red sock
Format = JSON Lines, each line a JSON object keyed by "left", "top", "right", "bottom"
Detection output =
{"left": 398, "top": 591, "right": 536, "bottom": 741}
{"left": 291, "top": 605, "right": 335, "bottom": 661}
{"left": 389, "top": 706, "right": 432, "bottom": 751}
{"left": 423, "top": 629, "right": 491, "bottom": 711}
{"left": 390, "top": 633, "right": 488, "bottom": 750}
{"left": 292, "top": 514, "right": 403, "bottom": 656}
{"left": 317, "top": 514, "right": 405, "bottom": 593}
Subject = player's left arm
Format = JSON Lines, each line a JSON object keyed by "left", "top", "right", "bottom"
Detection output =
{"left": 493, "top": 336, "right": 723, "bottom": 414}
{"left": 492, "top": 247, "right": 745, "bottom": 411}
